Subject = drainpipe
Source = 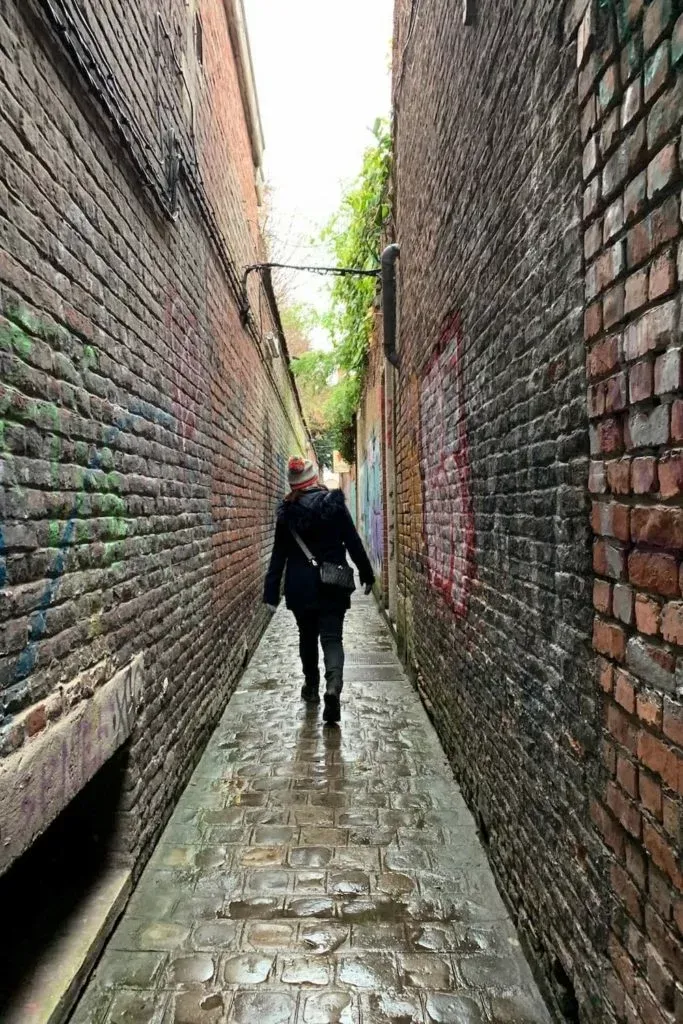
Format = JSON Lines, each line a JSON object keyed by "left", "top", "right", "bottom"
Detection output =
{"left": 381, "top": 243, "right": 400, "bottom": 367}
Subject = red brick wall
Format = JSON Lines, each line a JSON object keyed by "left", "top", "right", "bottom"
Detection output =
{"left": 0, "top": 0, "right": 307, "bottom": 872}
{"left": 579, "top": 1, "right": 683, "bottom": 1019}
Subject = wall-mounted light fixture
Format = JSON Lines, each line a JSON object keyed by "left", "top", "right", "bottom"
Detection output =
{"left": 463, "top": 0, "right": 475, "bottom": 25}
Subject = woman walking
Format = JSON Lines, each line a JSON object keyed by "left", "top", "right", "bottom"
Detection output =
{"left": 263, "top": 457, "right": 375, "bottom": 725}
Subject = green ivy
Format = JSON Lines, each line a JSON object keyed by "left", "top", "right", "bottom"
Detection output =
{"left": 292, "top": 119, "right": 391, "bottom": 464}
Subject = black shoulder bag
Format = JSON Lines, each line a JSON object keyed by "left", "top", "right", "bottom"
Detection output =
{"left": 290, "top": 529, "right": 356, "bottom": 593}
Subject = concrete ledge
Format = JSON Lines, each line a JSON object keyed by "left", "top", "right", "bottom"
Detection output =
{"left": 0, "top": 655, "right": 143, "bottom": 876}
{"left": 3, "top": 864, "right": 131, "bottom": 1024}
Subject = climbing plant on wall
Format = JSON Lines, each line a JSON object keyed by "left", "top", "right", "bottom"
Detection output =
{"left": 292, "top": 118, "right": 391, "bottom": 463}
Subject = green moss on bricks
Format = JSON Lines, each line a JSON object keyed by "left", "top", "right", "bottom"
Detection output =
{"left": 104, "top": 472, "right": 118, "bottom": 493}
{"left": 74, "top": 441, "right": 89, "bottom": 465}
{"left": 96, "top": 518, "right": 128, "bottom": 541}
{"left": 75, "top": 520, "right": 91, "bottom": 544}
{"left": 82, "top": 345, "right": 98, "bottom": 369}
{"left": 101, "top": 494, "right": 126, "bottom": 518}
{"left": 0, "top": 323, "right": 12, "bottom": 350}
{"left": 8, "top": 304, "right": 41, "bottom": 335}
{"left": 99, "top": 447, "right": 114, "bottom": 471}
{"left": 13, "top": 330, "right": 33, "bottom": 360}
{"left": 47, "top": 404, "right": 60, "bottom": 431}
{"left": 87, "top": 611, "right": 103, "bottom": 638}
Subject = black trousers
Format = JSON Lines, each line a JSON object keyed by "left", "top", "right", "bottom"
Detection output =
{"left": 294, "top": 609, "right": 346, "bottom": 694}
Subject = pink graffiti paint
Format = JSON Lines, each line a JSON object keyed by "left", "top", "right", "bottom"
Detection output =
{"left": 420, "top": 311, "right": 476, "bottom": 617}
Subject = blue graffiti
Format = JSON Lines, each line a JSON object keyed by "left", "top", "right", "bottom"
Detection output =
{"left": 363, "top": 430, "right": 384, "bottom": 573}
{"left": 9, "top": 453, "right": 101, "bottom": 685}
{"left": 348, "top": 481, "right": 357, "bottom": 527}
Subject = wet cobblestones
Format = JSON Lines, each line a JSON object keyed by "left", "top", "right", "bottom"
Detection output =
{"left": 72, "top": 596, "right": 551, "bottom": 1023}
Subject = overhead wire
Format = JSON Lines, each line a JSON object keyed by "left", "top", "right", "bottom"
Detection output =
{"left": 393, "top": 0, "right": 423, "bottom": 108}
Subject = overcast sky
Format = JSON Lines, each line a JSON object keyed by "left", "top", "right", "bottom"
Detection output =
{"left": 243, "top": 0, "right": 393, "bottom": 320}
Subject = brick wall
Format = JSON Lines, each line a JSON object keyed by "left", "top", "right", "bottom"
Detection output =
{"left": 385, "top": 0, "right": 605, "bottom": 1017}
{"left": 0, "top": 0, "right": 307, "bottom": 873}
{"left": 369, "top": 0, "right": 683, "bottom": 1020}
{"left": 578, "top": 1, "right": 683, "bottom": 1021}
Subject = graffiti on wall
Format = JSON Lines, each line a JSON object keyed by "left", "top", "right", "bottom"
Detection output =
{"left": 1, "top": 315, "right": 129, "bottom": 693}
{"left": 361, "top": 427, "right": 384, "bottom": 575}
{"left": 420, "top": 311, "right": 475, "bottom": 617}
{"left": 0, "top": 654, "right": 144, "bottom": 873}
{"left": 348, "top": 480, "right": 357, "bottom": 527}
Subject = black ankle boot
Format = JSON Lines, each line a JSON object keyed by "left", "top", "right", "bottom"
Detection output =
{"left": 323, "top": 673, "right": 342, "bottom": 725}
{"left": 301, "top": 682, "right": 320, "bottom": 704}
{"left": 323, "top": 692, "right": 340, "bottom": 724}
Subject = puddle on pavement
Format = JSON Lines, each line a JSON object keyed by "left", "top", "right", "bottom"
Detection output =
{"left": 169, "top": 954, "right": 215, "bottom": 985}
{"left": 223, "top": 953, "right": 274, "bottom": 984}
{"left": 300, "top": 924, "right": 349, "bottom": 955}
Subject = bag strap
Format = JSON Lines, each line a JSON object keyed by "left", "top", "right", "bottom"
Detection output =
{"left": 289, "top": 528, "right": 318, "bottom": 567}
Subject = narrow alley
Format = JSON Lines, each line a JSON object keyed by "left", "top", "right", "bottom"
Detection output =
{"left": 70, "top": 593, "right": 549, "bottom": 1024}
{"left": 1, "top": 1, "right": 682, "bottom": 1022}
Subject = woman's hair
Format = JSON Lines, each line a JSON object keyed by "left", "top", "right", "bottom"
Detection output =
{"left": 284, "top": 484, "right": 328, "bottom": 503}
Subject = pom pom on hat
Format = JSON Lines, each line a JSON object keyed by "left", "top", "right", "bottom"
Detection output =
{"left": 288, "top": 456, "right": 318, "bottom": 491}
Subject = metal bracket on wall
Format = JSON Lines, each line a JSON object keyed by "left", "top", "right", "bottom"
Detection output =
{"left": 463, "top": 0, "right": 475, "bottom": 25}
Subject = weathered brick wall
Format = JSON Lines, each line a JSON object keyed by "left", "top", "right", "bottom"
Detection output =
{"left": 0, "top": 0, "right": 307, "bottom": 872}
{"left": 387, "top": 0, "right": 607, "bottom": 1017}
{"left": 379, "top": 0, "right": 683, "bottom": 1019}
{"left": 578, "top": 1, "right": 683, "bottom": 1020}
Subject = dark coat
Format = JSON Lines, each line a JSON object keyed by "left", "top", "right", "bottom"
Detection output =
{"left": 263, "top": 488, "right": 375, "bottom": 612}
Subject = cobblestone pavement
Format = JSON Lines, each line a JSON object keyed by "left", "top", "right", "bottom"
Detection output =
{"left": 72, "top": 594, "right": 551, "bottom": 1023}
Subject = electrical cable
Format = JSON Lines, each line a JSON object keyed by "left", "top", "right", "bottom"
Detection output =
{"left": 34, "top": 0, "right": 311, "bottom": 446}
{"left": 241, "top": 262, "right": 380, "bottom": 324}
{"left": 156, "top": 10, "right": 199, "bottom": 170}
{"left": 245, "top": 261, "right": 380, "bottom": 279}
{"left": 394, "top": 0, "right": 422, "bottom": 108}
{"left": 40, "top": 0, "right": 172, "bottom": 214}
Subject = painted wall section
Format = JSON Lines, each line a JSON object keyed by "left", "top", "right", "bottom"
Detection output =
{"left": 420, "top": 311, "right": 475, "bottom": 617}
{"left": 356, "top": 318, "right": 388, "bottom": 596}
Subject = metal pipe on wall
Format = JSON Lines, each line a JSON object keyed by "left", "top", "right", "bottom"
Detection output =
{"left": 381, "top": 243, "right": 400, "bottom": 367}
